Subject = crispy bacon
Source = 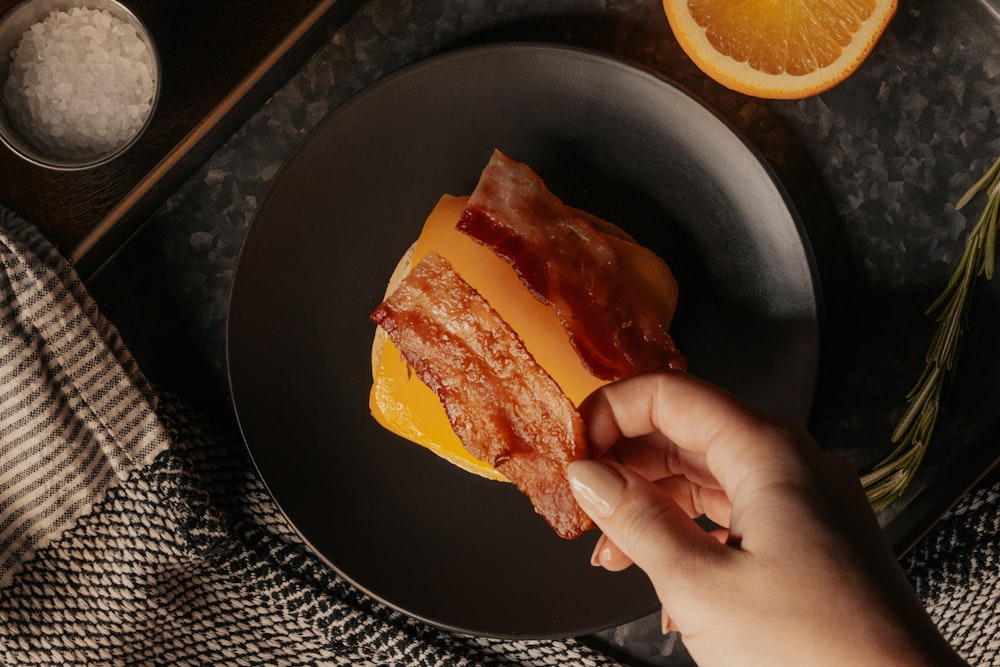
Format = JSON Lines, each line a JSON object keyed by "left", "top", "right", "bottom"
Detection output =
{"left": 371, "top": 252, "right": 593, "bottom": 539}
{"left": 457, "top": 150, "right": 685, "bottom": 381}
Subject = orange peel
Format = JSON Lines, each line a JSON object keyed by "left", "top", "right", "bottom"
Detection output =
{"left": 663, "top": 0, "right": 898, "bottom": 99}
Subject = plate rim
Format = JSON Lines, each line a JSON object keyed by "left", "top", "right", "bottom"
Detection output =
{"left": 225, "top": 41, "right": 821, "bottom": 638}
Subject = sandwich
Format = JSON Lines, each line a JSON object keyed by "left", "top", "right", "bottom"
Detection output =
{"left": 370, "top": 150, "right": 685, "bottom": 538}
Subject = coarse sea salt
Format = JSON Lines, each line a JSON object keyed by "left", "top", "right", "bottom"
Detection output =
{"left": 2, "top": 7, "right": 156, "bottom": 160}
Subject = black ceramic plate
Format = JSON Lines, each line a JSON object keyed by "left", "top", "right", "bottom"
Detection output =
{"left": 226, "top": 43, "right": 819, "bottom": 638}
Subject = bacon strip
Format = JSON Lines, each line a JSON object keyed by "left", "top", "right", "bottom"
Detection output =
{"left": 457, "top": 150, "right": 686, "bottom": 381}
{"left": 371, "top": 252, "right": 593, "bottom": 539}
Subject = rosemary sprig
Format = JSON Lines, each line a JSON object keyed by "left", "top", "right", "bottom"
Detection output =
{"left": 862, "top": 154, "right": 1000, "bottom": 511}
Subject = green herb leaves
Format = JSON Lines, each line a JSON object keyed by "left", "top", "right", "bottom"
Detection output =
{"left": 862, "top": 155, "right": 1000, "bottom": 511}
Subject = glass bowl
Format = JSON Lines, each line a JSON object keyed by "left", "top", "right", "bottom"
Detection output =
{"left": 0, "top": 0, "right": 160, "bottom": 171}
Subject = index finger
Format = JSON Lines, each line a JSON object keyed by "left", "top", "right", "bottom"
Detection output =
{"left": 582, "top": 371, "right": 815, "bottom": 500}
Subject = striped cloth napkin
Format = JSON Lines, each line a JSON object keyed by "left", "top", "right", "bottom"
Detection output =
{"left": 0, "top": 207, "right": 628, "bottom": 666}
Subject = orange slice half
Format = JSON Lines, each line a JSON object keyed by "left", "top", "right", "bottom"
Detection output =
{"left": 663, "top": 0, "right": 897, "bottom": 99}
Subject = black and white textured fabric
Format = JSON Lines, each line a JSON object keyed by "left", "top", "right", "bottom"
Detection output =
{"left": 2, "top": 206, "right": 999, "bottom": 666}
{"left": 903, "top": 479, "right": 1000, "bottom": 665}
{"left": 0, "top": 208, "right": 625, "bottom": 667}
{"left": 0, "top": 209, "right": 168, "bottom": 588}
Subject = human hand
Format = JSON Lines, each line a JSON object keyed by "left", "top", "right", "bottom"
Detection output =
{"left": 568, "top": 371, "right": 965, "bottom": 667}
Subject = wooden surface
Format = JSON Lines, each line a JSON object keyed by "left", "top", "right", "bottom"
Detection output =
{"left": 0, "top": 0, "right": 364, "bottom": 273}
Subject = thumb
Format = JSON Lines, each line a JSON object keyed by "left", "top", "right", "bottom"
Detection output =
{"left": 568, "top": 459, "right": 723, "bottom": 625}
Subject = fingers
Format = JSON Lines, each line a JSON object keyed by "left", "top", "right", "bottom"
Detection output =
{"left": 591, "top": 529, "right": 732, "bottom": 572}
{"left": 589, "top": 477, "right": 732, "bottom": 571}
{"left": 568, "top": 458, "right": 724, "bottom": 593}
{"left": 653, "top": 475, "right": 732, "bottom": 528}
{"left": 582, "top": 371, "right": 814, "bottom": 501}
{"left": 604, "top": 434, "right": 719, "bottom": 492}
{"left": 590, "top": 533, "right": 633, "bottom": 570}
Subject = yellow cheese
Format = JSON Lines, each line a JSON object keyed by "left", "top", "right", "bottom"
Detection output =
{"left": 369, "top": 194, "right": 678, "bottom": 481}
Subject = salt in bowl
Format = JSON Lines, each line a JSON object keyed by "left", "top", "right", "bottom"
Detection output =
{"left": 0, "top": 0, "right": 160, "bottom": 170}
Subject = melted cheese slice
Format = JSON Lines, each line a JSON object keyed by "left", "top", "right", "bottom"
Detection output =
{"left": 370, "top": 194, "right": 678, "bottom": 481}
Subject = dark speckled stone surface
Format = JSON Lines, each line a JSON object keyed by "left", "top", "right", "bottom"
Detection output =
{"left": 86, "top": 1, "right": 1000, "bottom": 664}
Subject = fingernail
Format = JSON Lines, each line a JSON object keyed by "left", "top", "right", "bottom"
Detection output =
{"left": 568, "top": 460, "right": 626, "bottom": 518}
{"left": 661, "top": 608, "right": 675, "bottom": 634}
{"left": 590, "top": 534, "right": 608, "bottom": 566}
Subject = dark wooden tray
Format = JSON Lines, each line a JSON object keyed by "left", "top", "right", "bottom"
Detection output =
{"left": 0, "top": 0, "right": 366, "bottom": 276}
